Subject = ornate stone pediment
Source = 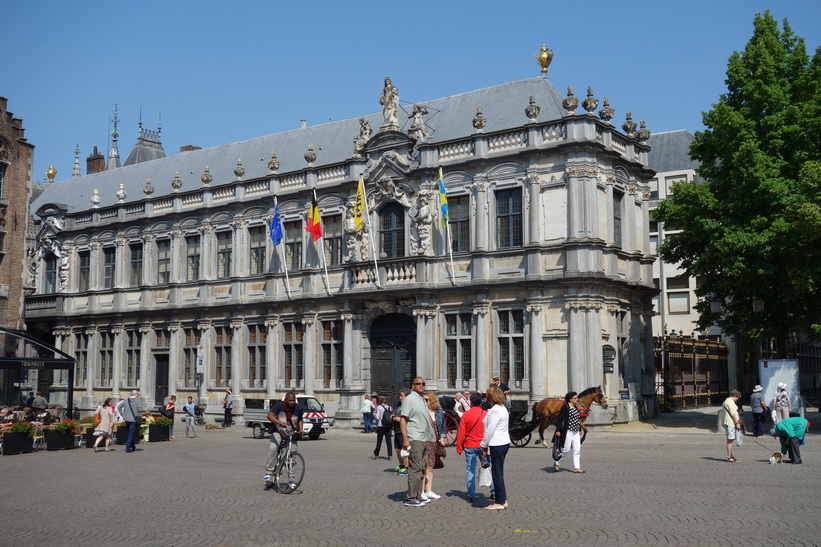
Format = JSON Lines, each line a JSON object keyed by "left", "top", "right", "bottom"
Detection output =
{"left": 362, "top": 148, "right": 419, "bottom": 183}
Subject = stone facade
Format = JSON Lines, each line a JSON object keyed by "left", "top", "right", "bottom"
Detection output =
{"left": 25, "top": 77, "right": 657, "bottom": 426}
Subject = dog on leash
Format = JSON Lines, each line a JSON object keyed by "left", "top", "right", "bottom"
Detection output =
{"left": 769, "top": 452, "right": 784, "bottom": 465}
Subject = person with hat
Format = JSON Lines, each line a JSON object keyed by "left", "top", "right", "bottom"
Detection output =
{"left": 222, "top": 389, "right": 234, "bottom": 427}
{"left": 772, "top": 382, "right": 791, "bottom": 424}
{"left": 749, "top": 385, "right": 768, "bottom": 437}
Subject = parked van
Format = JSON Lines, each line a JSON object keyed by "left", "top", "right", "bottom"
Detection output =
{"left": 245, "top": 396, "right": 331, "bottom": 440}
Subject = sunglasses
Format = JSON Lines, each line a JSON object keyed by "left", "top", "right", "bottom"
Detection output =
{"left": 413, "top": 382, "right": 426, "bottom": 386}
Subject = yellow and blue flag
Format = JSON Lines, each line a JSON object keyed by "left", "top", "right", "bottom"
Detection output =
{"left": 438, "top": 168, "right": 448, "bottom": 228}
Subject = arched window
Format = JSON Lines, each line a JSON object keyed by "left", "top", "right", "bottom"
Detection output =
{"left": 379, "top": 203, "right": 405, "bottom": 259}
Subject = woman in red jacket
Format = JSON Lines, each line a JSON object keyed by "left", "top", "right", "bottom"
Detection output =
{"left": 455, "top": 391, "right": 488, "bottom": 503}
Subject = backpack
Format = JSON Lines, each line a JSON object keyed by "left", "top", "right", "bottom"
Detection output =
{"left": 379, "top": 404, "right": 393, "bottom": 428}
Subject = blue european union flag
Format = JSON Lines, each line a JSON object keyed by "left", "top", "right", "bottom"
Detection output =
{"left": 270, "top": 201, "right": 283, "bottom": 246}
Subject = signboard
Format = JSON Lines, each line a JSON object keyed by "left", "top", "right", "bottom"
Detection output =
{"left": 759, "top": 359, "right": 800, "bottom": 410}
{"left": 196, "top": 345, "right": 204, "bottom": 374}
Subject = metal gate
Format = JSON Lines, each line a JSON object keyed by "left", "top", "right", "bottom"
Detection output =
{"left": 654, "top": 335, "right": 729, "bottom": 410}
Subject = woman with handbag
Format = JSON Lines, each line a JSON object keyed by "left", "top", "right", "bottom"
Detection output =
{"left": 552, "top": 391, "right": 585, "bottom": 473}
{"left": 92, "top": 397, "right": 115, "bottom": 452}
{"left": 481, "top": 386, "right": 511, "bottom": 510}
{"left": 456, "top": 391, "right": 491, "bottom": 503}
{"left": 421, "top": 393, "right": 447, "bottom": 501}
{"left": 165, "top": 394, "right": 177, "bottom": 439}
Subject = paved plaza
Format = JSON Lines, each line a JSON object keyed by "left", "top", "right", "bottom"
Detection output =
{"left": 1, "top": 412, "right": 818, "bottom": 546}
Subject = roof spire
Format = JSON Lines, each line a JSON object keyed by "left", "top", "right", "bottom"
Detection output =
{"left": 107, "top": 104, "right": 121, "bottom": 170}
{"left": 72, "top": 144, "right": 81, "bottom": 177}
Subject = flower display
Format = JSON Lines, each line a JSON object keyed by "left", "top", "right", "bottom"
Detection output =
{"left": 8, "top": 421, "right": 36, "bottom": 437}
{"left": 53, "top": 419, "right": 79, "bottom": 435}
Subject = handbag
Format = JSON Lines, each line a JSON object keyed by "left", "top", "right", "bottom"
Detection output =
{"left": 478, "top": 458, "right": 492, "bottom": 486}
{"left": 551, "top": 433, "right": 563, "bottom": 461}
{"left": 92, "top": 411, "right": 101, "bottom": 428}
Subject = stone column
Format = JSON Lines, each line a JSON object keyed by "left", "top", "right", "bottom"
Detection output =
{"left": 201, "top": 224, "right": 214, "bottom": 280}
{"left": 197, "top": 320, "right": 212, "bottom": 402}
{"left": 168, "top": 321, "right": 182, "bottom": 396}
{"left": 115, "top": 237, "right": 127, "bottom": 288}
{"left": 232, "top": 218, "right": 246, "bottom": 277}
{"left": 138, "top": 323, "right": 152, "bottom": 405}
{"left": 265, "top": 315, "right": 279, "bottom": 399}
{"left": 526, "top": 173, "right": 541, "bottom": 245}
{"left": 472, "top": 176, "right": 488, "bottom": 252}
{"left": 170, "top": 228, "right": 183, "bottom": 283}
{"left": 89, "top": 241, "right": 101, "bottom": 290}
{"left": 527, "top": 302, "right": 544, "bottom": 398}
{"left": 230, "top": 318, "right": 244, "bottom": 398}
{"left": 473, "top": 301, "right": 491, "bottom": 391}
{"left": 302, "top": 314, "right": 317, "bottom": 395}
{"left": 142, "top": 234, "right": 155, "bottom": 285}
{"left": 341, "top": 312, "right": 354, "bottom": 389}
{"left": 413, "top": 306, "right": 438, "bottom": 386}
{"left": 85, "top": 326, "right": 98, "bottom": 396}
{"left": 111, "top": 323, "right": 124, "bottom": 399}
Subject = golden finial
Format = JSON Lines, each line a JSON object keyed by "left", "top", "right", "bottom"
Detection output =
{"left": 46, "top": 165, "right": 57, "bottom": 183}
{"left": 535, "top": 44, "right": 554, "bottom": 75}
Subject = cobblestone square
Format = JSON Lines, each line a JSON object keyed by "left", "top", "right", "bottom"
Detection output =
{"left": 1, "top": 419, "right": 817, "bottom": 546}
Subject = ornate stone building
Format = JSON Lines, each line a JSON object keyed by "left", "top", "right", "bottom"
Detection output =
{"left": 26, "top": 66, "right": 657, "bottom": 425}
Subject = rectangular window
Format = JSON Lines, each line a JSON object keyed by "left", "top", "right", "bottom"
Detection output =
{"left": 248, "top": 324, "right": 267, "bottom": 388}
{"left": 380, "top": 203, "right": 405, "bottom": 258}
{"left": 185, "top": 235, "right": 201, "bottom": 281}
{"left": 183, "top": 328, "right": 201, "bottom": 388}
{"left": 103, "top": 247, "right": 115, "bottom": 289}
{"left": 613, "top": 191, "right": 623, "bottom": 247}
{"left": 44, "top": 254, "right": 57, "bottom": 293}
{"left": 447, "top": 195, "right": 471, "bottom": 253}
{"left": 283, "top": 322, "right": 304, "bottom": 386}
{"left": 125, "top": 330, "right": 141, "bottom": 387}
{"left": 157, "top": 240, "right": 171, "bottom": 284}
{"left": 99, "top": 331, "right": 113, "bottom": 388}
{"left": 445, "top": 313, "right": 473, "bottom": 389}
{"left": 215, "top": 326, "right": 232, "bottom": 387}
{"left": 284, "top": 222, "right": 302, "bottom": 270}
{"left": 496, "top": 189, "right": 522, "bottom": 249}
{"left": 322, "top": 320, "right": 344, "bottom": 388}
{"left": 0, "top": 163, "right": 6, "bottom": 199}
{"left": 74, "top": 332, "right": 88, "bottom": 387}
{"left": 129, "top": 243, "right": 143, "bottom": 287}
{"left": 668, "top": 292, "right": 690, "bottom": 314}
{"left": 217, "top": 231, "right": 232, "bottom": 279}
{"left": 78, "top": 250, "right": 91, "bottom": 292}
{"left": 249, "top": 226, "right": 267, "bottom": 275}
{"left": 155, "top": 329, "right": 171, "bottom": 348}
{"left": 665, "top": 175, "right": 686, "bottom": 197}
{"left": 498, "top": 310, "right": 524, "bottom": 385}
{"left": 649, "top": 178, "right": 659, "bottom": 200}
{"left": 323, "top": 215, "right": 343, "bottom": 266}
{"left": 666, "top": 274, "right": 690, "bottom": 290}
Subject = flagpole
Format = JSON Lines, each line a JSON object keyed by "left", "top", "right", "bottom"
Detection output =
{"left": 313, "top": 189, "right": 332, "bottom": 295}
{"left": 274, "top": 196, "right": 292, "bottom": 299}
{"left": 438, "top": 167, "right": 456, "bottom": 285}
{"left": 445, "top": 215, "right": 456, "bottom": 286}
{"left": 358, "top": 178, "right": 381, "bottom": 288}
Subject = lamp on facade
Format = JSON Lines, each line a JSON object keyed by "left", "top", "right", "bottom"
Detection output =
{"left": 752, "top": 296, "right": 765, "bottom": 313}
{"left": 709, "top": 295, "right": 723, "bottom": 314}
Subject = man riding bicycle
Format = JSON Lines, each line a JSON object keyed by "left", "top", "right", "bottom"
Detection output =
{"left": 263, "top": 392, "right": 304, "bottom": 485}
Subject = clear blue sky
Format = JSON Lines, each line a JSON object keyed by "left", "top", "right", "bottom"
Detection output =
{"left": 5, "top": 0, "right": 821, "bottom": 184}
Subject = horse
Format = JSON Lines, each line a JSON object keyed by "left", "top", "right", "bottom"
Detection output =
{"left": 531, "top": 386, "right": 608, "bottom": 447}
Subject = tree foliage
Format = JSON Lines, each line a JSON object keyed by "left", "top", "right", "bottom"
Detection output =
{"left": 654, "top": 11, "right": 821, "bottom": 345}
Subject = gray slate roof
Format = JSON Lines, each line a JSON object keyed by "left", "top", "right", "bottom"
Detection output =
{"left": 646, "top": 130, "right": 701, "bottom": 175}
{"left": 33, "top": 77, "right": 567, "bottom": 214}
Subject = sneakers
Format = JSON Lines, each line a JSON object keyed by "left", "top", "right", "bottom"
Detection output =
{"left": 419, "top": 492, "right": 428, "bottom": 501}
{"left": 404, "top": 500, "right": 427, "bottom": 507}
{"left": 424, "top": 491, "right": 441, "bottom": 500}
{"left": 396, "top": 466, "right": 408, "bottom": 475}
{"left": 370, "top": 455, "right": 378, "bottom": 460}
{"left": 263, "top": 474, "right": 272, "bottom": 483}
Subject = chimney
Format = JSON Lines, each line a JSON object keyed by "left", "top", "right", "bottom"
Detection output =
{"left": 87, "top": 146, "right": 106, "bottom": 174}
{"left": 179, "top": 145, "right": 201, "bottom": 153}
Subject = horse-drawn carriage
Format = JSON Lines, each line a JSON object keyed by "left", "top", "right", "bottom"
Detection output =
{"left": 439, "top": 386, "right": 607, "bottom": 448}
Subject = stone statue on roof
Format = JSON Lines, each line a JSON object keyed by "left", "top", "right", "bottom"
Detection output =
{"left": 379, "top": 77, "right": 400, "bottom": 131}
{"left": 353, "top": 118, "right": 373, "bottom": 157}
{"left": 407, "top": 104, "right": 430, "bottom": 142}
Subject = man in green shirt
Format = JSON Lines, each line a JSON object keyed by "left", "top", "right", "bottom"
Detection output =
{"left": 773, "top": 416, "right": 809, "bottom": 464}
{"left": 400, "top": 377, "right": 435, "bottom": 507}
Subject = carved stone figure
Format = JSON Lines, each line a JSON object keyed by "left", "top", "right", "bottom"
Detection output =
{"left": 353, "top": 118, "right": 373, "bottom": 157}
{"left": 582, "top": 87, "right": 599, "bottom": 113}
{"left": 360, "top": 222, "right": 370, "bottom": 262}
{"left": 376, "top": 175, "right": 411, "bottom": 208}
{"left": 343, "top": 201, "right": 358, "bottom": 262}
{"left": 473, "top": 106, "right": 487, "bottom": 131}
{"left": 562, "top": 87, "right": 579, "bottom": 113}
{"left": 525, "top": 95, "right": 540, "bottom": 122}
{"left": 407, "top": 104, "right": 429, "bottom": 142}
{"left": 409, "top": 190, "right": 434, "bottom": 256}
{"left": 379, "top": 76, "right": 400, "bottom": 130}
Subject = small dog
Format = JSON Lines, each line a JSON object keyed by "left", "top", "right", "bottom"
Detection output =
{"left": 769, "top": 452, "right": 784, "bottom": 465}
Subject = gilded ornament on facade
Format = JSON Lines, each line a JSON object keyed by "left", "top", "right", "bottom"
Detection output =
{"left": 535, "top": 44, "right": 553, "bottom": 75}
{"left": 46, "top": 165, "right": 57, "bottom": 183}
{"left": 622, "top": 112, "right": 637, "bottom": 137}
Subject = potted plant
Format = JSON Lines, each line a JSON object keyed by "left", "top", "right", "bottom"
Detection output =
{"left": 149, "top": 416, "right": 172, "bottom": 442}
{"left": 46, "top": 419, "right": 78, "bottom": 450}
{"left": 3, "top": 422, "right": 36, "bottom": 455}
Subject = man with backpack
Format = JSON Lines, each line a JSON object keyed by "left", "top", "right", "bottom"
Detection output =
{"left": 372, "top": 396, "right": 393, "bottom": 460}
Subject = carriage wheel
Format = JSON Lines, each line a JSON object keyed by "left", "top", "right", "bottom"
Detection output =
{"left": 443, "top": 412, "right": 459, "bottom": 447}
{"left": 511, "top": 432, "right": 531, "bottom": 447}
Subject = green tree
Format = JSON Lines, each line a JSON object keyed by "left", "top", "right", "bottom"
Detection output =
{"left": 654, "top": 11, "right": 821, "bottom": 352}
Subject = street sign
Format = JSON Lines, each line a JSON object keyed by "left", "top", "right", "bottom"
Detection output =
{"left": 602, "top": 344, "right": 616, "bottom": 362}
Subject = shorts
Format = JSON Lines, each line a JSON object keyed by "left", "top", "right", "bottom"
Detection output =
{"left": 724, "top": 425, "right": 737, "bottom": 440}
{"left": 394, "top": 429, "right": 403, "bottom": 450}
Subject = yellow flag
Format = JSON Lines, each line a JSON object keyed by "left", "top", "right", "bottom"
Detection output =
{"left": 353, "top": 177, "right": 366, "bottom": 232}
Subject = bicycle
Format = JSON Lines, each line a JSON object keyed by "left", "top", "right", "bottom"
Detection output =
{"left": 266, "top": 431, "right": 305, "bottom": 494}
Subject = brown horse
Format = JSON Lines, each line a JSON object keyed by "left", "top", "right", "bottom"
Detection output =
{"left": 532, "top": 386, "right": 608, "bottom": 447}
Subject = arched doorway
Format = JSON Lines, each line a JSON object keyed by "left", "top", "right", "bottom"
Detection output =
{"left": 370, "top": 313, "right": 416, "bottom": 405}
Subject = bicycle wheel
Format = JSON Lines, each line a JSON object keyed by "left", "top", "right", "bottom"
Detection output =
{"left": 274, "top": 452, "right": 305, "bottom": 494}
